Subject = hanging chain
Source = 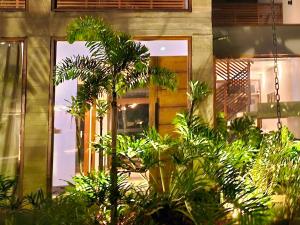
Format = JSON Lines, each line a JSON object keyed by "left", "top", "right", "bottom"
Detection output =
{"left": 271, "top": 0, "right": 282, "bottom": 130}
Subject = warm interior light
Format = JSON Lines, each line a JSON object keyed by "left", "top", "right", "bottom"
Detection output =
{"left": 128, "top": 103, "right": 138, "bottom": 109}
{"left": 136, "top": 120, "right": 143, "bottom": 125}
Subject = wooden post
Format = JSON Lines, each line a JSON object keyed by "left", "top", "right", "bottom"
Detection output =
{"left": 224, "top": 59, "right": 230, "bottom": 118}
{"left": 247, "top": 61, "right": 251, "bottom": 112}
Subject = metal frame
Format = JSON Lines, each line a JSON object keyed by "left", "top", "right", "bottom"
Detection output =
{"left": 47, "top": 37, "right": 57, "bottom": 194}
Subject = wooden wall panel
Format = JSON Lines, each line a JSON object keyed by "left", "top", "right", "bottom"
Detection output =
{"left": 150, "top": 56, "right": 188, "bottom": 136}
{"left": 176, "top": 72, "right": 188, "bottom": 89}
{"left": 83, "top": 107, "right": 96, "bottom": 174}
{"left": 158, "top": 89, "right": 187, "bottom": 107}
{"left": 159, "top": 107, "right": 185, "bottom": 125}
{"left": 213, "top": 3, "right": 283, "bottom": 26}
{"left": 55, "top": 0, "right": 186, "bottom": 10}
{"left": 0, "top": 0, "right": 25, "bottom": 9}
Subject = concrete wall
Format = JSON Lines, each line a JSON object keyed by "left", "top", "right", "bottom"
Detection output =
{"left": 214, "top": 26, "right": 300, "bottom": 58}
{"left": 0, "top": 0, "right": 213, "bottom": 194}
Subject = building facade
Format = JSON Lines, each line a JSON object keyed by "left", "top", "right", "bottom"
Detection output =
{"left": 0, "top": 0, "right": 213, "bottom": 194}
{"left": 213, "top": 0, "right": 300, "bottom": 138}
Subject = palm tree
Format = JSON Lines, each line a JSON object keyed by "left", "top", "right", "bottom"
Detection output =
{"left": 54, "top": 16, "right": 176, "bottom": 225}
{"left": 96, "top": 99, "right": 109, "bottom": 170}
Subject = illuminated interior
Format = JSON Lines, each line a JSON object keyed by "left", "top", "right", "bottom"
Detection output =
{"left": 216, "top": 57, "right": 300, "bottom": 138}
{"left": 52, "top": 40, "right": 188, "bottom": 192}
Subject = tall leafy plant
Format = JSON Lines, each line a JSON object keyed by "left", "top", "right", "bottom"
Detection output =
{"left": 92, "top": 81, "right": 272, "bottom": 225}
{"left": 216, "top": 113, "right": 300, "bottom": 222}
{"left": 96, "top": 99, "right": 109, "bottom": 170}
{"left": 54, "top": 16, "right": 176, "bottom": 225}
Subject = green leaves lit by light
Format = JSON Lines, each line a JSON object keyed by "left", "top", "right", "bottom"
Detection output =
{"left": 66, "top": 96, "right": 91, "bottom": 119}
{"left": 188, "top": 81, "right": 211, "bottom": 107}
{"left": 150, "top": 67, "right": 177, "bottom": 91}
{"left": 96, "top": 99, "right": 109, "bottom": 119}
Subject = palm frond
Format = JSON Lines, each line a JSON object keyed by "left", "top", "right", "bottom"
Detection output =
{"left": 96, "top": 99, "right": 109, "bottom": 119}
{"left": 150, "top": 66, "right": 177, "bottom": 91}
{"left": 54, "top": 55, "right": 110, "bottom": 85}
{"left": 188, "top": 81, "right": 211, "bottom": 105}
{"left": 67, "top": 16, "right": 116, "bottom": 44}
{"left": 66, "top": 96, "right": 91, "bottom": 119}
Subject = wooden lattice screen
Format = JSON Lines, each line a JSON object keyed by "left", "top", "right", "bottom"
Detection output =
{"left": 215, "top": 59, "right": 252, "bottom": 120}
{"left": 55, "top": 0, "right": 186, "bottom": 10}
{"left": 213, "top": 3, "right": 283, "bottom": 26}
{"left": 0, "top": 0, "right": 25, "bottom": 9}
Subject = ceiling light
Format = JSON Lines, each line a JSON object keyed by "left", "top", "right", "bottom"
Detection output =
{"left": 160, "top": 46, "right": 166, "bottom": 51}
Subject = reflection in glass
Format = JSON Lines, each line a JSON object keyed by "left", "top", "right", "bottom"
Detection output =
{"left": 118, "top": 104, "right": 149, "bottom": 136}
{"left": 0, "top": 42, "right": 23, "bottom": 177}
{"left": 53, "top": 42, "right": 89, "bottom": 193}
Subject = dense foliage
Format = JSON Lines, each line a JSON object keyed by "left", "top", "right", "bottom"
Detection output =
{"left": 2, "top": 82, "right": 300, "bottom": 225}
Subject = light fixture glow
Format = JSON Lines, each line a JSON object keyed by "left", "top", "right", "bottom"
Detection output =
{"left": 128, "top": 103, "right": 138, "bottom": 109}
{"left": 160, "top": 46, "right": 166, "bottom": 51}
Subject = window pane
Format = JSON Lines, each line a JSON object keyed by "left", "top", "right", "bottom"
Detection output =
{"left": 52, "top": 39, "right": 189, "bottom": 190}
{"left": 0, "top": 41, "right": 23, "bottom": 177}
{"left": 123, "top": 88, "right": 149, "bottom": 98}
{"left": 118, "top": 103, "right": 149, "bottom": 135}
{"left": 215, "top": 58, "right": 300, "bottom": 138}
{"left": 53, "top": 42, "right": 90, "bottom": 193}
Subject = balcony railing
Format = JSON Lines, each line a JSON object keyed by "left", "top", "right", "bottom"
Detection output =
{"left": 213, "top": 3, "right": 283, "bottom": 26}
{"left": 54, "top": 0, "right": 187, "bottom": 11}
{"left": 0, "top": 0, "right": 25, "bottom": 10}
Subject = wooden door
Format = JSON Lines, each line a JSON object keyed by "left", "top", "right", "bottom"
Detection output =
{"left": 149, "top": 56, "right": 188, "bottom": 191}
{"left": 150, "top": 56, "right": 188, "bottom": 136}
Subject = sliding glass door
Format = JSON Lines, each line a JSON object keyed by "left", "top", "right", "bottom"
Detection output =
{"left": 0, "top": 41, "right": 24, "bottom": 178}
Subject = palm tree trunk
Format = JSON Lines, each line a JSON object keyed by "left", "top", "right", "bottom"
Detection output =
{"left": 110, "top": 90, "right": 118, "bottom": 225}
{"left": 75, "top": 117, "right": 84, "bottom": 173}
{"left": 99, "top": 116, "right": 104, "bottom": 170}
{"left": 188, "top": 100, "right": 195, "bottom": 124}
